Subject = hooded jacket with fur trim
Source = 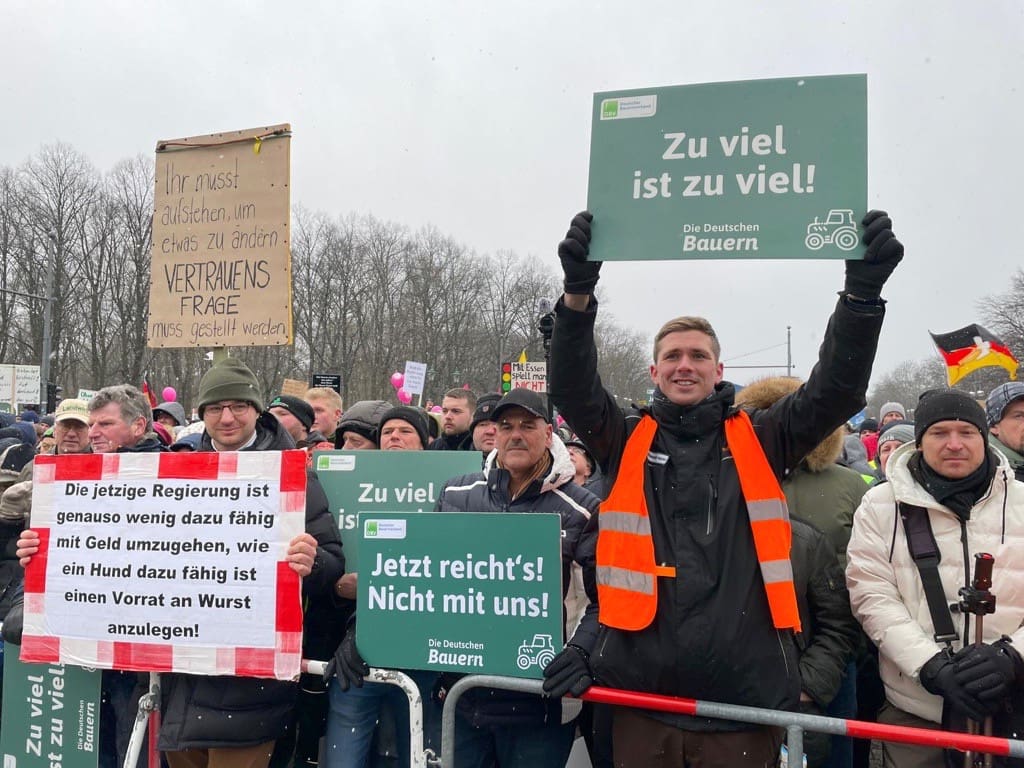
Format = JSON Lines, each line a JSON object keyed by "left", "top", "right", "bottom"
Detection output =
{"left": 737, "top": 376, "right": 867, "bottom": 568}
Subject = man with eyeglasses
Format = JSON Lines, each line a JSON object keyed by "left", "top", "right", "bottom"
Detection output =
{"left": 161, "top": 357, "right": 345, "bottom": 768}
{"left": 986, "top": 382, "right": 1024, "bottom": 481}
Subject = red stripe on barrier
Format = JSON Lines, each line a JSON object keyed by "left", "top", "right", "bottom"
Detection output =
{"left": 280, "top": 451, "right": 307, "bottom": 492}
{"left": 157, "top": 452, "right": 222, "bottom": 479}
{"left": 845, "top": 718, "right": 1011, "bottom": 756}
{"left": 578, "top": 686, "right": 1013, "bottom": 756}
{"left": 53, "top": 454, "right": 104, "bottom": 480}
{"left": 23, "top": 528, "right": 50, "bottom": 594}
{"left": 580, "top": 686, "right": 700, "bottom": 716}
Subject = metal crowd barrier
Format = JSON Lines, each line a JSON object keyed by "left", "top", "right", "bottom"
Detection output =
{"left": 109, "top": 662, "right": 1024, "bottom": 768}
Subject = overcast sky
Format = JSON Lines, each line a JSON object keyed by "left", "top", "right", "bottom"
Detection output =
{"left": 4, "top": 1, "right": 1023, "bottom": 387}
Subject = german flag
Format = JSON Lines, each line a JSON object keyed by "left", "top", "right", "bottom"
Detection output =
{"left": 141, "top": 373, "right": 158, "bottom": 409}
{"left": 929, "top": 325, "right": 1019, "bottom": 386}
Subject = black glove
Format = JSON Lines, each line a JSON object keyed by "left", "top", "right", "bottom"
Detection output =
{"left": 558, "top": 211, "right": 602, "bottom": 295}
{"left": 843, "top": 209, "right": 904, "bottom": 300}
{"left": 542, "top": 643, "right": 594, "bottom": 698}
{"left": 920, "top": 650, "right": 989, "bottom": 722}
{"left": 954, "top": 642, "right": 1018, "bottom": 707}
{"left": 323, "top": 623, "right": 369, "bottom": 692}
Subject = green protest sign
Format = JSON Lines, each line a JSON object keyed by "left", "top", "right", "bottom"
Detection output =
{"left": 1, "top": 645, "right": 102, "bottom": 768}
{"left": 357, "top": 512, "right": 563, "bottom": 678}
{"left": 313, "top": 451, "right": 482, "bottom": 571}
{"left": 587, "top": 74, "right": 867, "bottom": 261}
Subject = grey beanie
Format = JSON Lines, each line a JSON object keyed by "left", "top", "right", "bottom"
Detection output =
{"left": 913, "top": 390, "right": 987, "bottom": 446}
{"left": 196, "top": 358, "right": 264, "bottom": 416}
{"left": 879, "top": 401, "right": 906, "bottom": 421}
{"left": 986, "top": 382, "right": 1024, "bottom": 427}
{"left": 153, "top": 401, "right": 187, "bottom": 427}
{"left": 337, "top": 400, "right": 391, "bottom": 445}
{"left": 877, "top": 422, "right": 915, "bottom": 449}
{"left": 0, "top": 480, "right": 32, "bottom": 522}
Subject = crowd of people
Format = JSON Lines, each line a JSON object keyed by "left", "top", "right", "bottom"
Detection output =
{"left": 1, "top": 208, "right": 1023, "bottom": 768}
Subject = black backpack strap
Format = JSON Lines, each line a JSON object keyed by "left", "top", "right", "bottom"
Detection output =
{"left": 898, "top": 502, "right": 958, "bottom": 646}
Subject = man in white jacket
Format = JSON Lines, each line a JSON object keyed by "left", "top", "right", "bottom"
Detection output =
{"left": 847, "top": 389, "right": 1024, "bottom": 768}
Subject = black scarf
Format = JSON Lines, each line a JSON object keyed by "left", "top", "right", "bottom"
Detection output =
{"left": 907, "top": 449, "right": 996, "bottom": 522}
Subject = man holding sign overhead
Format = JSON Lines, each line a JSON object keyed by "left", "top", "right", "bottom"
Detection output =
{"left": 549, "top": 203, "right": 903, "bottom": 768}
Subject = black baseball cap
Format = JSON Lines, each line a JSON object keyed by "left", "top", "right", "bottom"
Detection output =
{"left": 491, "top": 389, "right": 550, "bottom": 423}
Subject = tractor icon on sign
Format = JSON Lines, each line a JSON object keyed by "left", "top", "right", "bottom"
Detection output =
{"left": 805, "top": 209, "right": 859, "bottom": 251}
{"left": 516, "top": 634, "right": 556, "bottom": 671}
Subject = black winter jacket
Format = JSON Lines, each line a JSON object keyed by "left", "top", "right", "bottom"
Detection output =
{"left": 549, "top": 295, "right": 883, "bottom": 730}
{"left": 434, "top": 437, "right": 599, "bottom": 726}
{"left": 159, "top": 414, "right": 345, "bottom": 750}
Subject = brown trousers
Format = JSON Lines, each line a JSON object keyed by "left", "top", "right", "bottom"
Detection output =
{"left": 164, "top": 741, "right": 277, "bottom": 768}
{"left": 612, "top": 707, "right": 783, "bottom": 768}
{"left": 876, "top": 701, "right": 946, "bottom": 768}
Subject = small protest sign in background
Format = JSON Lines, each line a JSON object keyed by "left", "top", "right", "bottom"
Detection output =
{"left": 357, "top": 512, "right": 563, "bottom": 678}
{"left": 21, "top": 450, "right": 307, "bottom": 680}
{"left": 587, "top": 75, "right": 867, "bottom": 261}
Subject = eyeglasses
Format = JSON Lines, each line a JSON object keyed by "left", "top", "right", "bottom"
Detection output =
{"left": 205, "top": 402, "right": 253, "bottom": 418}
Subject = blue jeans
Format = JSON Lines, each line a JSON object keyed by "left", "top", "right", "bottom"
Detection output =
{"left": 323, "top": 670, "right": 438, "bottom": 768}
{"left": 452, "top": 716, "right": 575, "bottom": 768}
{"left": 824, "top": 660, "right": 857, "bottom": 768}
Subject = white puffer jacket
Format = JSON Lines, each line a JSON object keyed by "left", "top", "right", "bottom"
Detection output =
{"left": 846, "top": 442, "right": 1024, "bottom": 723}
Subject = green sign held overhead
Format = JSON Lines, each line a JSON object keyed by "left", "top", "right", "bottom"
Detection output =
{"left": 313, "top": 450, "right": 482, "bottom": 571}
{"left": 0, "top": 645, "right": 102, "bottom": 768}
{"left": 587, "top": 74, "right": 867, "bottom": 261}
{"left": 357, "top": 512, "right": 564, "bottom": 678}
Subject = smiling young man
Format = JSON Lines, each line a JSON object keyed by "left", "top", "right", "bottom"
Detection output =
{"left": 548, "top": 209, "right": 904, "bottom": 767}
{"left": 847, "top": 389, "right": 1024, "bottom": 768}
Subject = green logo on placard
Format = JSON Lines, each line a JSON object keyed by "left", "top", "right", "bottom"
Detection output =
{"left": 365, "top": 520, "right": 378, "bottom": 537}
{"left": 316, "top": 455, "right": 330, "bottom": 471}
{"left": 601, "top": 100, "right": 618, "bottom": 119}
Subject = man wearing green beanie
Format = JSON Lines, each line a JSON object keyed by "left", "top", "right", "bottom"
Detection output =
{"left": 159, "top": 357, "right": 346, "bottom": 768}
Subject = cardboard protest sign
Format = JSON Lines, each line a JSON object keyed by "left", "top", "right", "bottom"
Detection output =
{"left": 0, "top": 647, "right": 102, "bottom": 768}
{"left": 587, "top": 75, "right": 867, "bottom": 261}
{"left": 148, "top": 124, "right": 293, "bottom": 348}
{"left": 357, "top": 512, "right": 563, "bottom": 678}
{"left": 313, "top": 450, "right": 482, "bottom": 571}
{"left": 20, "top": 450, "right": 307, "bottom": 680}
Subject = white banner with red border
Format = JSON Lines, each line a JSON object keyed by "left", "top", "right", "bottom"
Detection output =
{"left": 22, "top": 450, "right": 307, "bottom": 680}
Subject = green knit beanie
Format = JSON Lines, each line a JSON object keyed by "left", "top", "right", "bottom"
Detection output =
{"left": 196, "top": 358, "right": 264, "bottom": 416}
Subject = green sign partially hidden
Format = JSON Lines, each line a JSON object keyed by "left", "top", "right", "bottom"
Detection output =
{"left": 1, "top": 645, "right": 102, "bottom": 768}
{"left": 357, "top": 512, "right": 563, "bottom": 679}
{"left": 587, "top": 74, "right": 867, "bottom": 261}
{"left": 313, "top": 450, "right": 482, "bottom": 571}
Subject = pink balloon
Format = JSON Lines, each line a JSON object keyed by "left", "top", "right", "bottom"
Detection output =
{"left": 162, "top": 386, "right": 177, "bottom": 403}
{"left": 390, "top": 372, "right": 404, "bottom": 389}
{"left": 397, "top": 388, "right": 412, "bottom": 404}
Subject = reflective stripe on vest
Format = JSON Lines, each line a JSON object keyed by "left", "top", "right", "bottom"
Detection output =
{"left": 596, "top": 412, "right": 802, "bottom": 633}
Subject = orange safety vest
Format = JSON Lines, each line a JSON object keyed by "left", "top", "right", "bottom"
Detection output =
{"left": 596, "top": 412, "right": 802, "bottom": 633}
